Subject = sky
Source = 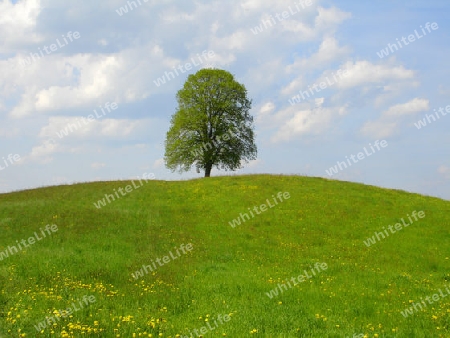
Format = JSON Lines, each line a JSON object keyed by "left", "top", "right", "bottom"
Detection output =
{"left": 1, "top": 0, "right": 449, "bottom": 201}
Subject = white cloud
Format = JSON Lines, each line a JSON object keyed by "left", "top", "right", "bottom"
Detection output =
{"left": 39, "top": 116, "right": 150, "bottom": 139}
{"left": 287, "top": 36, "right": 350, "bottom": 75}
{"left": 314, "top": 6, "right": 352, "bottom": 33}
{"left": 212, "top": 31, "right": 248, "bottom": 51}
{"left": 8, "top": 43, "right": 183, "bottom": 118}
{"left": 438, "top": 165, "right": 450, "bottom": 180}
{"left": 277, "top": 6, "right": 351, "bottom": 39}
{"left": 20, "top": 116, "right": 153, "bottom": 163}
{"left": 10, "top": 53, "right": 123, "bottom": 117}
{"left": 315, "top": 98, "right": 325, "bottom": 107}
{"left": 260, "top": 101, "right": 275, "bottom": 114}
{"left": 337, "top": 61, "right": 415, "bottom": 89}
{"left": 361, "top": 98, "right": 429, "bottom": 138}
{"left": 7, "top": 41, "right": 236, "bottom": 119}
{"left": 240, "top": 0, "right": 278, "bottom": 12}
{"left": 282, "top": 59, "right": 415, "bottom": 111}
{"left": 3, "top": 2, "right": 354, "bottom": 122}
{"left": 256, "top": 101, "right": 276, "bottom": 125}
{"left": 280, "top": 20, "right": 315, "bottom": 39}
{"left": 247, "top": 158, "right": 261, "bottom": 167}
{"left": 26, "top": 138, "right": 61, "bottom": 163}
{"left": 271, "top": 104, "right": 338, "bottom": 143}
{"left": 281, "top": 77, "right": 304, "bottom": 96}
{"left": 383, "top": 98, "right": 429, "bottom": 117}
{"left": 0, "top": 0, "right": 44, "bottom": 52}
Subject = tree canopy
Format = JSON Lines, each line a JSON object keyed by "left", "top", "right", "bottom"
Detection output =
{"left": 164, "top": 68, "right": 257, "bottom": 177}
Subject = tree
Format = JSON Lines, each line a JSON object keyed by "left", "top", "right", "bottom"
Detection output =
{"left": 164, "top": 68, "right": 257, "bottom": 177}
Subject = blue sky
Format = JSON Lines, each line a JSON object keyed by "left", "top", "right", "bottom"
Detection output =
{"left": 1, "top": 0, "right": 449, "bottom": 200}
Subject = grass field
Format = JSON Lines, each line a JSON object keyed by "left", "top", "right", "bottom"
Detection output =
{"left": 1, "top": 174, "right": 449, "bottom": 337}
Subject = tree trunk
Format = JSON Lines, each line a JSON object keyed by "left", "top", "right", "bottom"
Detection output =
{"left": 204, "top": 163, "right": 212, "bottom": 177}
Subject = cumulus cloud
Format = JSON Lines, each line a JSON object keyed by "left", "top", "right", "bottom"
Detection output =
{"left": 26, "top": 138, "right": 63, "bottom": 163}
{"left": 383, "top": 98, "right": 430, "bottom": 117}
{"left": 0, "top": 0, "right": 44, "bottom": 52}
{"left": 336, "top": 61, "right": 415, "bottom": 89}
{"left": 270, "top": 99, "right": 342, "bottom": 143}
{"left": 287, "top": 36, "right": 350, "bottom": 75}
{"left": 9, "top": 46, "right": 167, "bottom": 118}
{"left": 361, "top": 98, "right": 429, "bottom": 138}
{"left": 282, "top": 59, "right": 416, "bottom": 118}
{"left": 1, "top": 0, "right": 368, "bottom": 140}
{"left": 314, "top": 6, "right": 352, "bottom": 33}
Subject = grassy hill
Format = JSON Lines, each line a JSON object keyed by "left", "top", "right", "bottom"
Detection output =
{"left": 0, "top": 174, "right": 449, "bottom": 337}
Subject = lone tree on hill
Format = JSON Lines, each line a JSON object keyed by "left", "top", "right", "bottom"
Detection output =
{"left": 164, "top": 68, "right": 257, "bottom": 177}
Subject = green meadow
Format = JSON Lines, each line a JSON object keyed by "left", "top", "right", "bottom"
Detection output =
{"left": 1, "top": 174, "right": 449, "bottom": 337}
